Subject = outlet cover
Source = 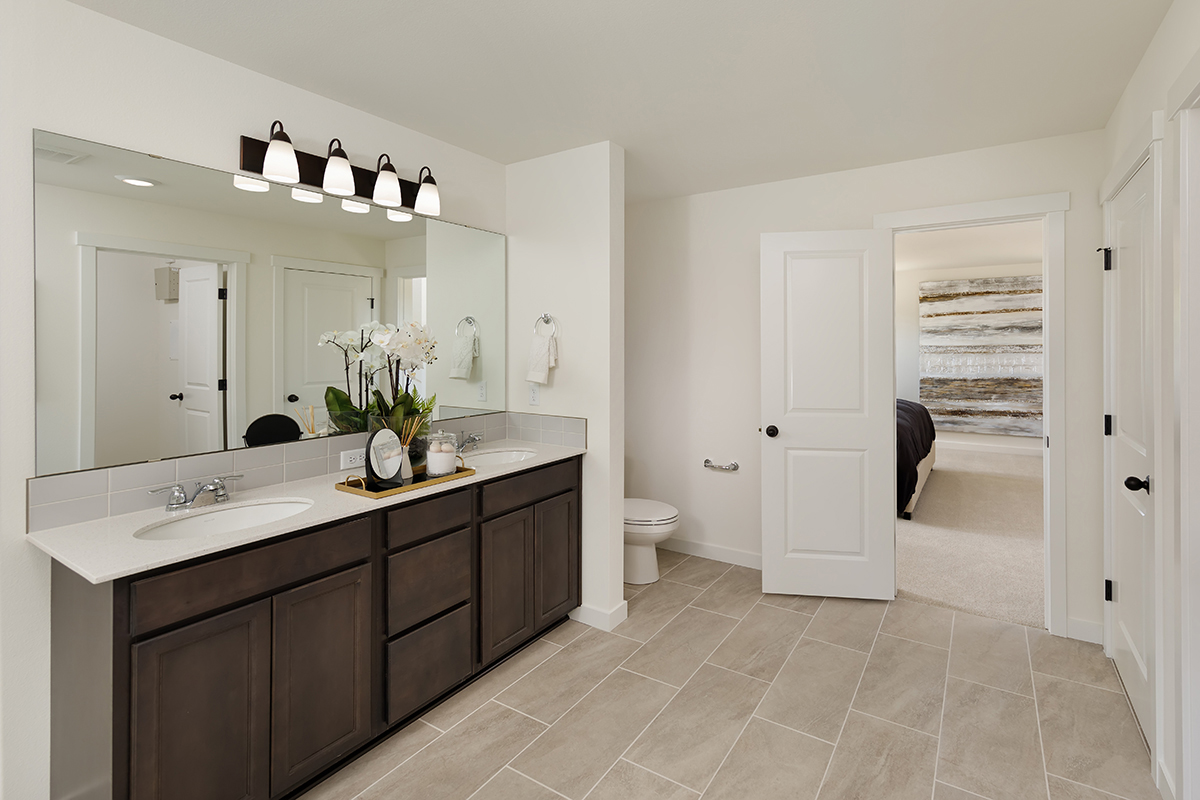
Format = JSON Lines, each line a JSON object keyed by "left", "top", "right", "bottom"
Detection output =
{"left": 339, "top": 448, "right": 366, "bottom": 470}
{"left": 528, "top": 383, "right": 540, "bottom": 406}
{"left": 478, "top": 381, "right": 487, "bottom": 402}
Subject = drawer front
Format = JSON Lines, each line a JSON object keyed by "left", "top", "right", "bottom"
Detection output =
{"left": 387, "top": 529, "right": 472, "bottom": 636}
{"left": 386, "top": 605, "right": 472, "bottom": 724}
{"left": 387, "top": 489, "right": 472, "bottom": 550}
{"left": 130, "top": 517, "right": 373, "bottom": 637}
{"left": 481, "top": 459, "right": 578, "bottom": 519}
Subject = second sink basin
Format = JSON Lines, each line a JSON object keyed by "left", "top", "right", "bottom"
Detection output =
{"left": 135, "top": 498, "right": 315, "bottom": 541}
{"left": 464, "top": 448, "right": 538, "bottom": 467}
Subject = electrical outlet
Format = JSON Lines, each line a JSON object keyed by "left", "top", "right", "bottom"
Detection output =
{"left": 529, "top": 382, "right": 540, "bottom": 406}
{"left": 339, "top": 448, "right": 366, "bottom": 470}
{"left": 478, "top": 381, "right": 487, "bottom": 402}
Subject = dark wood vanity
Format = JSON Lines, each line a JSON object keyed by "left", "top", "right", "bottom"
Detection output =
{"left": 109, "top": 456, "right": 582, "bottom": 800}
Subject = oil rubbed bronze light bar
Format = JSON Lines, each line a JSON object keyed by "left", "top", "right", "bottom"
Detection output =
{"left": 239, "top": 135, "right": 423, "bottom": 209}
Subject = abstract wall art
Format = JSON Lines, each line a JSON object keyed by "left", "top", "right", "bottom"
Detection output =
{"left": 918, "top": 275, "right": 1043, "bottom": 437}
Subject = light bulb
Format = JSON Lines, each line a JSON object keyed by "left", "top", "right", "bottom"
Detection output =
{"left": 262, "top": 120, "right": 300, "bottom": 184}
{"left": 323, "top": 138, "right": 356, "bottom": 197}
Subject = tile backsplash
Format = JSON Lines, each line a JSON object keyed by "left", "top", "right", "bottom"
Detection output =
{"left": 27, "top": 413, "right": 585, "bottom": 533}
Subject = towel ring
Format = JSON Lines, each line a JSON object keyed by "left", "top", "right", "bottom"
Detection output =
{"left": 455, "top": 316, "right": 478, "bottom": 336}
{"left": 534, "top": 313, "right": 557, "bottom": 337}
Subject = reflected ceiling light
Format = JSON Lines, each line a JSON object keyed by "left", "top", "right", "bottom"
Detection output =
{"left": 116, "top": 175, "right": 156, "bottom": 187}
{"left": 233, "top": 174, "right": 270, "bottom": 192}
{"left": 414, "top": 166, "right": 440, "bottom": 217}
{"left": 323, "top": 138, "right": 355, "bottom": 196}
{"left": 341, "top": 199, "right": 370, "bottom": 214}
{"left": 387, "top": 209, "right": 413, "bottom": 222}
{"left": 373, "top": 154, "right": 403, "bottom": 207}
{"left": 291, "top": 187, "right": 323, "bottom": 203}
{"left": 262, "top": 120, "right": 300, "bottom": 184}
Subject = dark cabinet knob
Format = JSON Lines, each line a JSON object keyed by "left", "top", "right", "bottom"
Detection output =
{"left": 169, "top": 393, "right": 183, "bottom": 401}
{"left": 765, "top": 425, "right": 779, "bottom": 438}
{"left": 1124, "top": 475, "right": 1150, "bottom": 494}
{"left": 287, "top": 394, "right": 300, "bottom": 403}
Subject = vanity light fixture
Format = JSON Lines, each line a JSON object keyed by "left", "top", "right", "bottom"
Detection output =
{"left": 341, "top": 198, "right": 370, "bottom": 214}
{"left": 262, "top": 120, "right": 300, "bottom": 184}
{"left": 323, "top": 139, "right": 356, "bottom": 196}
{"left": 415, "top": 166, "right": 440, "bottom": 217}
{"left": 373, "top": 154, "right": 403, "bottom": 207}
{"left": 387, "top": 209, "right": 413, "bottom": 222}
{"left": 116, "top": 175, "right": 156, "bottom": 187}
{"left": 291, "top": 187, "right": 323, "bottom": 203}
{"left": 233, "top": 174, "right": 270, "bottom": 192}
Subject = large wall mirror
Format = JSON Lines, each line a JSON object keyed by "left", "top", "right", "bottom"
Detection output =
{"left": 34, "top": 131, "right": 506, "bottom": 476}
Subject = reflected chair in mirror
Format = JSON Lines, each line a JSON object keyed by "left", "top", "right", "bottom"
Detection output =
{"left": 243, "top": 414, "right": 303, "bottom": 447}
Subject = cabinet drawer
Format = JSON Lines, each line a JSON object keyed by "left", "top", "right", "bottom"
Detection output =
{"left": 481, "top": 460, "right": 578, "bottom": 518}
{"left": 387, "top": 529, "right": 472, "bottom": 636}
{"left": 130, "top": 517, "right": 372, "bottom": 637}
{"left": 387, "top": 605, "right": 472, "bottom": 724}
{"left": 387, "top": 490, "right": 472, "bottom": 550}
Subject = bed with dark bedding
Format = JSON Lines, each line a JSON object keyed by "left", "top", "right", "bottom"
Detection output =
{"left": 897, "top": 398, "right": 936, "bottom": 518}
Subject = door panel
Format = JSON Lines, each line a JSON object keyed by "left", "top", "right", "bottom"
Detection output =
{"left": 480, "top": 507, "right": 535, "bottom": 665}
{"left": 177, "top": 263, "right": 224, "bottom": 455}
{"left": 283, "top": 268, "right": 374, "bottom": 412}
{"left": 534, "top": 491, "right": 579, "bottom": 629}
{"left": 761, "top": 230, "right": 895, "bottom": 599}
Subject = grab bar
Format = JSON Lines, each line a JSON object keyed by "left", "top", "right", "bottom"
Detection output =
{"left": 703, "top": 459, "right": 739, "bottom": 472}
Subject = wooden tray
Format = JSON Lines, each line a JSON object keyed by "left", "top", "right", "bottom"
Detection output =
{"left": 335, "top": 465, "right": 477, "bottom": 499}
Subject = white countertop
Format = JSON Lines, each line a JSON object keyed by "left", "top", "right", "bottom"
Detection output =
{"left": 27, "top": 440, "right": 585, "bottom": 585}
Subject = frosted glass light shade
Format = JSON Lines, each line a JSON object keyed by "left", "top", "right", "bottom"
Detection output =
{"left": 387, "top": 209, "right": 413, "bottom": 222}
{"left": 373, "top": 154, "right": 403, "bottom": 207}
{"left": 233, "top": 174, "right": 270, "bottom": 192}
{"left": 415, "top": 166, "right": 440, "bottom": 217}
{"left": 291, "top": 187, "right": 323, "bottom": 203}
{"left": 341, "top": 199, "right": 369, "bottom": 214}
{"left": 323, "top": 138, "right": 356, "bottom": 196}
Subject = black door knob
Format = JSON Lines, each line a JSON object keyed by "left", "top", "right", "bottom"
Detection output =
{"left": 287, "top": 394, "right": 300, "bottom": 403}
{"left": 1124, "top": 475, "right": 1150, "bottom": 494}
{"left": 765, "top": 425, "right": 779, "bottom": 438}
{"left": 169, "top": 393, "right": 183, "bottom": 401}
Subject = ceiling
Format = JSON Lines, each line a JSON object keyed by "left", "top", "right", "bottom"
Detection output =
{"left": 894, "top": 220, "right": 1043, "bottom": 271}
{"left": 68, "top": 0, "right": 1170, "bottom": 203}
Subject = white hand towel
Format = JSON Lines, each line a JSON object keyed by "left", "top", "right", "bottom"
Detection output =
{"left": 526, "top": 333, "right": 558, "bottom": 384}
{"left": 449, "top": 333, "right": 478, "bottom": 380}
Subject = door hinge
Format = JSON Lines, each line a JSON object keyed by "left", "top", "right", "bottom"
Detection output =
{"left": 1105, "top": 579, "right": 1113, "bottom": 602}
{"left": 218, "top": 379, "right": 227, "bottom": 391}
{"left": 217, "top": 287, "right": 227, "bottom": 300}
{"left": 1104, "top": 414, "right": 1112, "bottom": 436}
{"left": 1098, "top": 247, "right": 1112, "bottom": 271}
{"left": 1045, "top": 436, "right": 1050, "bottom": 448}
{"left": 369, "top": 297, "right": 375, "bottom": 309}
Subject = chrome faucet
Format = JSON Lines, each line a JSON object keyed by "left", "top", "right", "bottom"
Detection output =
{"left": 459, "top": 433, "right": 484, "bottom": 453}
{"left": 149, "top": 474, "right": 242, "bottom": 512}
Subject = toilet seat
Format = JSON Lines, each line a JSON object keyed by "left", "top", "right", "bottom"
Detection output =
{"left": 624, "top": 498, "right": 679, "bottom": 526}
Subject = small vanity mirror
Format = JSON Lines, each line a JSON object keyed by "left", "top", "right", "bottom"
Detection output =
{"left": 33, "top": 130, "right": 506, "bottom": 476}
{"left": 365, "top": 428, "right": 406, "bottom": 489}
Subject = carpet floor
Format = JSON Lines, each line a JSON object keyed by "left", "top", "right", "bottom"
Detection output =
{"left": 897, "top": 446, "right": 1045, "bottom": 628}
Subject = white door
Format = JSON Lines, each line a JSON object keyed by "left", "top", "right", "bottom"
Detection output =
{"left": 283, "top": 268, "right": 375, "bottom": 413}
{"left": 760, "top": 230, "right": 896, "bottom": 599}
{"left": 177, "top": 263, "right": 225, "bottom": 454}
{"left": 1107, "top": 156, "right": 1156, "bottom": 736}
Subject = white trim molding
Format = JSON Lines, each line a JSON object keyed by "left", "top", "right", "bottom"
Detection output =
{"left": 873, "top": 192, "right": 1069, "bottom": 232}
{"left": 658, "top": 538, "right": 764, "bottom": 571}
{"left": 75, "top": 233, "right": 250, "bottom": 265}
{"left": 570, "top": 600, "right": 628, "bottom": 632}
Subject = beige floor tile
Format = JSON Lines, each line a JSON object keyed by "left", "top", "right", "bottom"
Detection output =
{"left": 541, "top": 619, "right": 590, "bottom": 647}
{"left": 656, "top": 547, "right": 690, "bottom": 576}
{"left": 513, "top": 669, "right": 676, "bottom": 799}
{"left": 934, "top": 782, "right": 988, "bottom": 800}
{"left": 802, "top": 597, "right": 887, "bottom": 653}
{"left": 881, "top": 598, "right": 954, "bottom": 649}
{"left": 422, "top": 639, "right": 559, "bottom": 730}
{"left": 625, "top": 664, "right": 769, "bottom": 791}
{"left": 359, "top": 702, "right": 545, "bottom": 800}
{"left": 625, "top": 585, "right": 641, "bottom": 601}
{"left": 1027, "top": 629, "right": 1123, "bottom": 693}
{"left": 937, "top": 678, "right": 1046, "bottom": 800}
{"left": 761, "top": 593, "right": 825, "bottom": 615}
{"left": 659, "top": 556, "right": 730, "bottom": 589}
{"left": 1047, "top": 775, "right": 1127, "bottom": 799}
{"left": 1035, "top": 673, "right": 1159, "bottom": 800}
{"left": 497, "top": 629, "right": 641, "bottom": 724}
{"left": 817, "top": 711, "right": 938, "bottom": 800}
{"left": 472, "top": 767, "right": 564, "bottom": 800}
{"left": 587, "top": 760, "right": 700, "bottom": 800}
{"left": 852, "top": 633, "right": 948, "bottom": 735}
{"left": 613, "top": 580, "right": 703, "bottom": 642}
{"left": 702, "top": 717, "right": 832, "bottom": 800}
{"left": 690, "top": 565, "right": 764, "bottom": 618}
{"left": 756, "top": 637, "right": 867, "bottom": 742}
{"left": 297, "top": 720, "right": 441, "bottom": 800}
{"left": 623, "top": 607, "right": 738, "bottom": 687}
{"left": 707, "top": 603, "right": 810, "bottom": 682}
{"left": 948, "top": 613, "right": 1034, "bottom": 696}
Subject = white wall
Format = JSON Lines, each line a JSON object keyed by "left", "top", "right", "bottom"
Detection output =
{"left": 626, "top": 131, "right": 1105, "bottom": 630}
{"left": 506, "top": 142, "right": 626, "bottom": 630}
{"left": 0, "top": 2, "right": 505, "bottom": 796}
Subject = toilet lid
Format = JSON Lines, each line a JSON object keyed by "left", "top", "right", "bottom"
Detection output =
{"left": 624, "top": 498, "right": 679, "bottom": 524}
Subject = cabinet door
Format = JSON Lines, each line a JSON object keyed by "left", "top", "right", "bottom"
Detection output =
{"left": 535, "top": 491, "right": 579, "bottom": 630}
{"left": 480, "top": 507, "right": 535, "bottom": 665}
{"left": 131, "top": 601, "right": 271, "bottom": 800}
{"left": 271, "top": 565, "right": 373, "bottom": 797}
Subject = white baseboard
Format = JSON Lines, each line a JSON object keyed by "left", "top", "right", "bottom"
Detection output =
{"left": 571, "top": 599, "right": 628, "bottom": 631}
{"left": 658, "top": 539, "right": 762, "bottom": 571}
{"left": 936, "top": 439, "right": 1044, "bottom": 457}
{"left": 1157, "top": 760, "right": 1176, "bottom": 800}
{"left": 1067, "top": 617, "right": 1104, "bottom": 644}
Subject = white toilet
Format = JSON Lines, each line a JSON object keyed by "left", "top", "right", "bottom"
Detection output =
{"left": 623, "top": 498, "right": 681, "bottom": 585}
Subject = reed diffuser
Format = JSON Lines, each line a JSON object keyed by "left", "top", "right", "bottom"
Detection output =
{"left": 294, "top": 405, "right": 317, "bottom": 437}
{"left": 398, "top": 412, "right": 429, "bottom": 482}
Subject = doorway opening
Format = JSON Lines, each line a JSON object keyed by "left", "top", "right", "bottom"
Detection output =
{"left": 892, "top": 221, "right": 1046, "bottom": 628}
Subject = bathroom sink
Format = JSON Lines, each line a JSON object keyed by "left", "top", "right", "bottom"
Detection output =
{"left": 463, "top": 448, "right": 538, "bottom": 467}
{"left": 134, "top": 498, "right": 314, "bottom": 541}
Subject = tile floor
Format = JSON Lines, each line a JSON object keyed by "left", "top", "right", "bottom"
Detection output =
{"left": 299, "top": 551, "right": 1161, "bottom": 800}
